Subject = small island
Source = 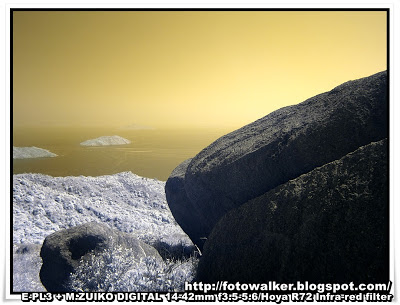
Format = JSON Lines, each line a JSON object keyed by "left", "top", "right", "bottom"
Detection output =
{"left": 80, "top": 135, "right": 131, "bottom": 146}
{"left": 13, "top": 146, "right": 58, "bottom": 159}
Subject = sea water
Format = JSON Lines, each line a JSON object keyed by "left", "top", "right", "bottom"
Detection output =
{"left": 13, "top": 126, "right": 234, "bottom": 181}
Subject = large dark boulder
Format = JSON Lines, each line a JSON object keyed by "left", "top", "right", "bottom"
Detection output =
{"left": 165, "top": 158, "right": 210, "bottom": 250}
{"left": 197, "top": 139, "right": 389, "bottom": 283}
{"left": 39, "top": 222, "right": 161, "bottom": 292}
{"left": 165, "top": 71, "right": 387, "bottom": 249}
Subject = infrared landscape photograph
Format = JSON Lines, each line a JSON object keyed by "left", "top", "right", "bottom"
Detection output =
{"left": 10, "top": 8, "right": 391, "bottom": 300}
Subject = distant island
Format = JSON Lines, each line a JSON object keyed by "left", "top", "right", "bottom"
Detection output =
{"left": 13, "top": 146, "right": 57, "bottom": 159}
{"left": 80, "top": 135, "right": 131, "bottom": 146}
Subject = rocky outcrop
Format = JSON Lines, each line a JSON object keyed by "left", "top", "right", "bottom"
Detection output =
{"left": 39, "top": 222, "right": 161, "bottom": 292}
{"left": 197, "top": 139, "right": 388, "bottom": 283}
{"left": 165, "top": 71, "right": 388, "bottom": 249}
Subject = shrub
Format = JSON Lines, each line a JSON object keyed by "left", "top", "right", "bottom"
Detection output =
{"left": 13, "top": 244, "right": 45, "bottom": 292}
{"left": 68, "top": 244, "right": 198, "bottom": 292}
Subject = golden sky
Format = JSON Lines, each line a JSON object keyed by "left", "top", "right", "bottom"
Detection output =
{"left": 13, "top": 10, "right": 387, "bottom": 129}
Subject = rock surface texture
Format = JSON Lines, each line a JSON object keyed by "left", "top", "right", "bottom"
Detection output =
{"left": 196, "top": 139, "right": 388, "bottom": 283}
{"left": 164, "top": 159, "right": 205, "bottom": 244}
{"left": 40, "top": 222, "right": 161, "bottom": 292}
{"left": 165, "top": 71, "right": 388, "bottom": 249}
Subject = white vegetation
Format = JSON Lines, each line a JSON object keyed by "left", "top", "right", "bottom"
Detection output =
{"left": 13, "top": 146, "right": 57, "bottom": 159}
{"left": 13, "top": 171, "right": 196, "bottom": 292}
{"left": 13, "top": 171, "right": 191, "bottom": 247}
{"left": 13, "top": 245, "right": 45, "bottom": 292}
{"left": 80, "top": 135, "right": 131, "bottom": 146}
{"left": 69, "top": 241, "right": 197, "bottom": 292}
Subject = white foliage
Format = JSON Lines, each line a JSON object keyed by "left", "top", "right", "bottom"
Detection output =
{"left": 13, "top": 171, "right": 196, "bottom": 292}
{"left": 13, "top": 172, "right": 192, "bottom": 248}
{"left": 69, "top": 243, "right": 198, "bottom": 292}
{"left": 13, "top": 245, "right": 46, "bottom": 292}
